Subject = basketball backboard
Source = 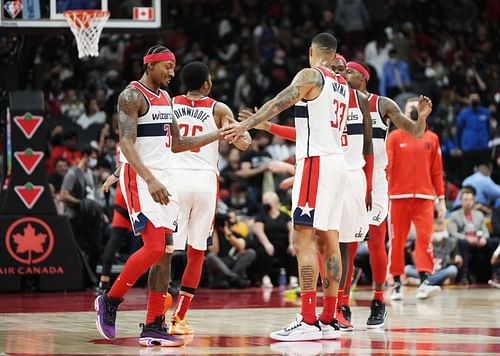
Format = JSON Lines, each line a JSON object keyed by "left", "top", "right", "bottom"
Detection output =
{"left": 1, "top": 0, "right": 163, "bottom": 29}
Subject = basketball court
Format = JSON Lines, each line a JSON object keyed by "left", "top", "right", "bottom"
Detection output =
{"left": 1, "top": 286, "right": 499, "bottom": 355}
{"left": 1, "top": 1, "right": 499, "bottom": 355}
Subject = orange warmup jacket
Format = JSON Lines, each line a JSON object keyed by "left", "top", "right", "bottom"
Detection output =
{"left": 387, "top": 129, "right": 445, "bottom": 200}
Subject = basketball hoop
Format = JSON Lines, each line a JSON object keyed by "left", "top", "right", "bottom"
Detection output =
{"left": 64, "top": 10, "right": 110, "bottom": 59}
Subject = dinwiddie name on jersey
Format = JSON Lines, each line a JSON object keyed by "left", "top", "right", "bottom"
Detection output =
{"left": 152, "top": 111, "right": 173, "bottom": 122}
{"left": 173, "top": 107, "right": 210, "bottom": 123}
{"left": 331, "top": 81, "right": 346, "bottom": 97}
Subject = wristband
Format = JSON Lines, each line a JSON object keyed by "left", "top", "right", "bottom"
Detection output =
{"left": 363, "top": 154, "right": 374, "bottom": 193}
{"left": 269, "top": 123, "right": 296, "bottom": 142}
{"left": 112, "top": 171, "right": 119, "bottom": 179}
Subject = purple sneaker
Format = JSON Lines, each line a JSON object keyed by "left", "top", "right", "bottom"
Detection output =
{"left": 94, "top": 293, "right": 122, "bottom": 339}
{"left": 139, "top": 316, "right": 185, "bottom": 347}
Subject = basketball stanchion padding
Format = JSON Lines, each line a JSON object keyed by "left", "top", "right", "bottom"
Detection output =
{"left": 64, "top": 10, "right": 110, "bottom": 58}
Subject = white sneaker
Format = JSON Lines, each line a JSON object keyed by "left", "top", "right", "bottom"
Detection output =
{"left": 488, "top": 279, "right": 500, "bottom": 289}
{"left": 270, "top": 314, "right": 322, "bottom": 341}
{"left": 390, "top": 282, "right": 403, "bottom": 301}
{"left": 318, "top": 319, "right": 341, "bottom": 340}
{"left": 262, "top": 275, "right": 273, "bottom": 289}
{"left": 416, "top": 282, "right": 441, "bottom": 299}
{"left": 270, "top": 341, "right": 323, "bottom": 356}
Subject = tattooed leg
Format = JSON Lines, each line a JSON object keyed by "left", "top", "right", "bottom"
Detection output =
{"left": 317, "top": 230, "right": 342, "bottom": 297}
{"left": 293, "top": 225, "right": 318, "bottom": 292}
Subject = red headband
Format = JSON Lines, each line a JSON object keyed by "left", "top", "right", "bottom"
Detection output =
{"left": 336, "top": 54, "right": 347, "bottom": 65}
{"left": 143, "top": 51, "right": 176, "bottom": 64}
{"left": 346, "top": 61, "right": 370, "bottom": 81}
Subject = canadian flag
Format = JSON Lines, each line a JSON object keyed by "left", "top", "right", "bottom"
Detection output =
{"left": 133, "top": 7, "right": 154, "bottom": 21}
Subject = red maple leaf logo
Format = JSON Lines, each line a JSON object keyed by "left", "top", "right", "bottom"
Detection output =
{"left": 12, "top": 223, "right": 47, "bottom": 263}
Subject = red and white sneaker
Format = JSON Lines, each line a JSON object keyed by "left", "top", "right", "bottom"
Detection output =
{"left": 337, "top": 305, "right": 353, "bottom": 331}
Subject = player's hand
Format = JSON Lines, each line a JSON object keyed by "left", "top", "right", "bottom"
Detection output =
{"left": 279, "top": 176, "right": 295, "bottom": 190}
{"left": 147, "top": 177, "right": 171, "bottom": 205}
{"left": 478, "top": 237, "right": 487, "bottom": 247}
{"left": 437, "top": 199, "right": 446, "bottom": 219}
{"left": 264, "top": 242, "right": 275, "bottom": 256}
{"left": 223, "top": 122, "right": 246, "bottom": 143}
{"left": 365, "top": 191, "right": 372, "bottom": 211}
{"left": 102, "top": 173, "right": 119, "bottom": 192}
{"left": 417, "top": 95, "right": 433, "bottom": 121}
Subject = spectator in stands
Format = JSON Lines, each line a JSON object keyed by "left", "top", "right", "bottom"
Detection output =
{"left": 405, "top": 219, "right": 462, "bottom": 291}
{"left": 335, "top": 0, "right": 370, "bottom": 56}
{"left": 239, "top": 132, "right": 272, "bottom": 214}
{"left": 60, "top": 88, "right": 85, "bottom": 123}
{"left": 220, "top": 147, "right": 242, "bottom": 192}
{"left": 251, "top": 192, "right": 297, "bottom": 288}
{"left": 48, "top": 157, "right": 69, "bottom": 194}
{"left": 364, "top": 31, "right": 392, "bottom": 79}
{"left": 448, "top": 188, "right": 499, "bottom": 283}
{"left": 458, "top": 164, "right": 500, "bottom": 214}
{"left": 379, "top": 48, "right": 410, "bottom": 98}
{"left": 60, "top": 146, "right": 102, "bottom": 287}
{"left": 47, "top": 131, "right": 81, "bottom": 174}
{"left": 456, "top": 93, "right": 491, "bottom": 178}
{"left": 206, "top": 209, "right": 256, "bottom": 289}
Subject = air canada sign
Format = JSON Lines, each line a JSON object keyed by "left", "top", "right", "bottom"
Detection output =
{"left": 1, "top": 217, "right": 64, "bottom": 275}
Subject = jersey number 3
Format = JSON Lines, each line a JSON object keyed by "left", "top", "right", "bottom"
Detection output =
{"left": 179, "top": 123, "right": 204, "bottom": 153}
{"left": 330, "top": 99, "right": 347, "bottom": 131}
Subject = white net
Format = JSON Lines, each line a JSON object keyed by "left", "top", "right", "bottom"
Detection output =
{"left": 64, "top": 10, "right": 110, "bottom": 59}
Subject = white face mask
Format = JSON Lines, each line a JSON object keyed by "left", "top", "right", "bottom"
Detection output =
{"left": 432, "top": 231, "right": 448, "bottom": 243}
{"left": 88, "top": 158, "right": 98, "bottom": 169}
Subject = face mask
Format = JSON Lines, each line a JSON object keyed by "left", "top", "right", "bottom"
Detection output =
{"left": 432, "top": 231, "right": 448, "bottom": 243}
{"left": 471, "top": 100, "right": 480, "bottom": 109}
{"left": 263, "top": 203, "right": 272, "bottom": 213}
{"left": 88, "top": 158, "right": 98, "bottom": 168}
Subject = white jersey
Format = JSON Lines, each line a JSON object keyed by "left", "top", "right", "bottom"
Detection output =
{"left": 343, "top": 88, "right": 365, "bottom": 170}
{"left": 368, "top": 94, "right": 389, "bottom": 169}
{"left": 294, "top": 67, "right": 350, "bottom": 161}
{"left": 171, "top": 95, "right": 219, "bottom": 174}
{"left": 119, "top": 81, "right": 174, "bottom": 170}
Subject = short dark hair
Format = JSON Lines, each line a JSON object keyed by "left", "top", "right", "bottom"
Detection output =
{"left": 181, "top": 61, "right": 210, "bottom": 91}
{"left": 81, "top": 145, "right": 99, "bottom": 157}
{"left": 461, "top": 185, "right": 476, "bottom": 196}
{"left": 311, "top": 33, "right": 337, "bottom": 52}
{"left": 143, "top": 45, "right": 173, "bottom": 73}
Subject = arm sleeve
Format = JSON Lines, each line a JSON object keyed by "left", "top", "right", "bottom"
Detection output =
{"left": 269, "top": 123, "right": 296, "bottom": 142}
{"left": 363, "top": 154, "right": 374, "bottom": 193}
{"left": 431, "top": 136, "right": 445, "bottom": 198}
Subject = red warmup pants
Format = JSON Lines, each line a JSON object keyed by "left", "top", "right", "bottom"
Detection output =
{"left": 389, "top": 198, "right": 434, "bottom": 276}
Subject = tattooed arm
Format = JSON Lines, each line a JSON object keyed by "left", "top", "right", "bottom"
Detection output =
{"left": 216, "top": 102, "right": 251, "bottom": 151}
{"left": 380, "top": 95, "right": 432, "bottom": 139}
{"left": 223, "top": 68, "right": 323, "bottom": 140}
{"left": 171, "top": 115, "right": 224, "bottom": 153}
{"left": 118, "top": 87, "right": 170, "bottom": 205}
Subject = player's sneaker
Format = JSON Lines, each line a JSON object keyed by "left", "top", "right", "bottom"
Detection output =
{"left": 366, "top": 300, "right": 387, "bottom": 328}
{"left": 139, "top": 316, "right": 184, "bottom": 347}
{"left": 416, "top": 282, "right": 441, "bottom": 300}
{"left": 318, "top": 319, "right": 341, "bottom": 340}
{"left": 169, "top": 315, "right": 194, "bottom": 335}
{"left": 336, "top": 305, "right": 353, "bottom": 331}
{"left": 488, "top": 278, "right": 500, "bottom": 288}
{"left": 270, "top": 314, "right": 322, "bottom": 341}
{"left": 390, "top": 282, "right": 403, "bottom": 301}
{"left": 95, "top": 281, "right": 110, "bottom": 296}
{"left": 94, "top": 293, "right": 122, "bottom": 339}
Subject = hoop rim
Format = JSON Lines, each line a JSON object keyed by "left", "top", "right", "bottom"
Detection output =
{"left": 63, "top": 9, "right": 110, "bottom": 18}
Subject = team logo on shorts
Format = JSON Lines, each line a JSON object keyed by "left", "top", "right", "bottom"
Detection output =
{"left": 372, "top": 211, "right": 382, "bottom": 222}
{"left": 293, "top": 203, "right": 315, "bottom": 226}
{"left": 130, "top": 209, "right": 148, "bottom": 236}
